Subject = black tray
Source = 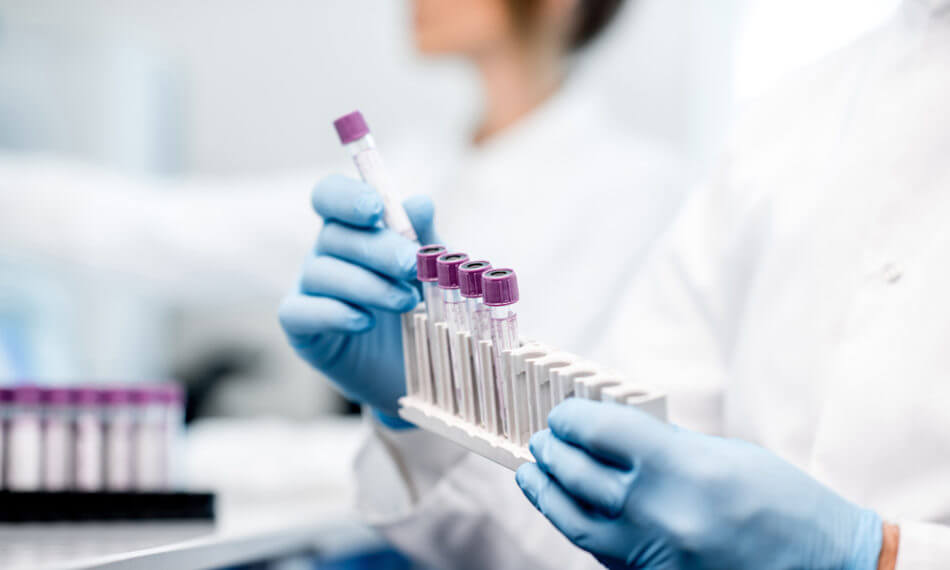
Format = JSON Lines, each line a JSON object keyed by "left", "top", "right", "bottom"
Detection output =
{"left": 0, "top": 490, "right": 215, "bottom": 522}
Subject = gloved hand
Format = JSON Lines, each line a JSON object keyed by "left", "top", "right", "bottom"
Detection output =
{"left": 278, "top": 174, "right": 438, "bottom": 427}
{"left": 517, "top": 399, "right": 883, "bottom": 570}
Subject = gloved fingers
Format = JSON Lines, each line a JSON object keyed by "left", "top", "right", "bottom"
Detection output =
{"left": 529, "top": 430, "right": 632, "bottom": 518}
{"left": 547, "top": 399, "right": 674, "bottom": 469}
{"left": 403, "top": 194, "right": 440, "bottom": 246}
{"left": 278, "top": 294, "right": 373, "bottom": 344}
{"left": 311, "top": 174, "right": 384, "bottom": 228}
{"left": 516, "top": 463, "right": 620, "bottom": 558}
{"left": 317, "top": 221, "right": 418, "bottom": 281}
{"left": 300, "top": 255, "right": 420, "bottom": 313}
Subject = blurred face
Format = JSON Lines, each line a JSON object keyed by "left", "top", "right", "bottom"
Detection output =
{"left": 412, "top": 0, "right": 521, "bottom": 57}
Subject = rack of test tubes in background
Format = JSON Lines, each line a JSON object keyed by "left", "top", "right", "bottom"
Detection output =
{"left": 0, "top": 383, "right": 212, "bottom": 522}
{"left": 398, "top": 247, "right": 668, "bottom": 470}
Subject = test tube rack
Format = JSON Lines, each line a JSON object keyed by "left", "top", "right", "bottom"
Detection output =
{"left": 398, "top": 309, "right": 667, "bottom": 471}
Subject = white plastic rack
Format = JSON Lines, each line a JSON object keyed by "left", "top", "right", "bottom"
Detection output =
{"left": 397, "top": 309, "right": 667, "bottom": 470}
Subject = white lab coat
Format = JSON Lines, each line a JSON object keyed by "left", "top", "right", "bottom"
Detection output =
{"left": 354, "top": 2, "right": 950, "bottom": 569}
{"left": 0, "top": 159, "right": 320, "bottom": 301}
{"left": 0, "top": 64, "right": 688, "bottom": 493}
{"left": 386, "top": 80, "right": 689, "bottom": 356}
{"left": 354, "top": 83, "right": 690, "bottom": 568}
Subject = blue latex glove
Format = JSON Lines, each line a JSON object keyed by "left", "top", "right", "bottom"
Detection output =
{"left": 278, "top": 174, "right": 438, "bottom": 427}
{"left": 517, "top": 399, "right": 883, "bottom": 570}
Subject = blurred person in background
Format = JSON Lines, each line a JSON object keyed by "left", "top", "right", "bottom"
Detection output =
{"left": 1, "top": 0, "right": 688, "bottom": 408}
{"left": 279, "top": 0, "right": 692, "bottom": 566}
{"left": 389, "top": 0, "right": 688, "bottom": 353}
{"left": 284, "top": 1, "right": 950, "bottom": 568}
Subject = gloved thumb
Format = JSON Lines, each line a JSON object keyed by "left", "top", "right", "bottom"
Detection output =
{"left": 403, "top": 195, "right": 440, "bottom": 246}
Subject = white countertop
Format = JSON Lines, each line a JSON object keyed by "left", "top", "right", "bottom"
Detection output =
{"left": 0, "top": 417, "right": 374, "bottom": 569}
{"left": 0, "top": 502, "right": 382, "bottom": 570}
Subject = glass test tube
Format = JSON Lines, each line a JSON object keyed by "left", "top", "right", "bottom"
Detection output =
{"left": 103, "top": 388, "right": 135, "bottom": 490}
{"left": 483, "top": 269, "right": 520, "bottom": 438}
{"left": 6, "top": 386, "right": 42, "bottom": 490}
{"left": 334, "top": 111, "right": 417, "bottom": 242}
{"left": 437, "top": 252, "right": 470, "bottom": 415}
{"left": 41, "top": 387, "right": 74, "bottom": 491}
{"left": 160, "top": 383, "right": 185, "bottom": 488}
{"left": 73, "top": 387, "right": 104, "bottom": 491}
{"left": 0, "top": 387, "right": 12, "bottom": 489}
{"left": 416, "top": 246, "right": 447, "bottom": 406}
{"left": 459, "top": 260, "right": 493, "bottom": 426}
{"left": 132, "top": 387, "right": 167, "bottom": 490}
{"left": 417, "top": 245, "right": 447, "bottom": 325}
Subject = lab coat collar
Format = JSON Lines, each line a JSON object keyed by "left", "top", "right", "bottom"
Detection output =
{"left": 463, "top": 76, "right": 603, "bottom": 167}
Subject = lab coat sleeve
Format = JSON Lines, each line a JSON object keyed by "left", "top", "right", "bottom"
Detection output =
{"left": 598, "top": 156, "right": 771, "bottom": 435}
{"left": 0, "top": 154, "right": 319, "bottom": 300}
{"left": 895, "top": 521, "right": 950, "bottom": 570}
{"left": 355, "top": 416, "right": 603, "bottom": 570}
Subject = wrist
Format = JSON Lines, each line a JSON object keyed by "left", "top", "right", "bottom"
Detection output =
{"left": 877, "top": 523, "right": 900, "bottom": 570}
{"left": 848, "top": 510, "right": 884, "bottom": 570}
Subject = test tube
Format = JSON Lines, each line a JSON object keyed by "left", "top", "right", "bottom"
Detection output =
{"left": 73, "top": 387, "right": 104, "bottom": 491}
{"left": 417, "top": 245, "right": 447, "bottom": 325}
{"left": 132, "top": 386, "right": 168, "bottom": 490}
{"left": 334, "top": 111, "right": 418, "bottom": 242}
{"left": 103, "top": 388, "right": 134, "bottom": 490}
{"left": 6, "top": 386, "right": 42, "bottom": 490}
{"left": 41, "top": 387, "right": 74, "bottom": 491}
{"left": 0, "top": 387, "right": 12, "bottom": 489}
{"left": 459, "top": 260, "right": 492, "bottom": 426}
{"left": 483, "top": 269, "right": 520, "bottom": 438}
{"left": 437, "top": 252, "right": 470, "bottom": 415}
{"left": 159, "top": 383, "right": 185, "bottom": 488}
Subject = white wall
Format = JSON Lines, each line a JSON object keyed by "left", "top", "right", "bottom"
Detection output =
{"left": 0, "top": 0, "right": 903, "bottom": 415}
{"left": 0, "top": 0, "right": 741, "bottom": 175}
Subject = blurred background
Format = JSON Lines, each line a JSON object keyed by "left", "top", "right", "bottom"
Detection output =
{"left": 0, "top": 0, "right": 901, "bottom": 549}
{"left": 0, "top": 0, "right": 901, "bottom": 417}
{"left": 0, "top": 0, "right": 905, "bottom": 565}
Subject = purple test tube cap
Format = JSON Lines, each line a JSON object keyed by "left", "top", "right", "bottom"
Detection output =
{"left": 417, "top": 245, "right": 447, "bottom": 282}
{"left": 437, "top": 252, "right": 469, "bottom": 289}
{"left": 129, "top": 386, "right": 163, "bottom": 405}
{"left": 41, "top": 387, "right": 73, "bottom": 405}
{"left": 101, "top": 387, "right": 133, "bottom": 405}
{"left": 0, "top": 387, "right": 14, "bottom": 403}
{"left": 13, "top": 385, "right": 42, "bottom": 404}
{"left": 73, "top": 387, "right": 103, "bottom": 406}
{"left": 459, "top": 260, "right": 492, "bottom": 298}
{"left": 333, "top": 111, "right": 370, "bottom": 144}
{"left": 482, "top": 269, "right": 520, "bottom": 306}
{"left": 156, "top": 382, "right": 185, "bottom": 405}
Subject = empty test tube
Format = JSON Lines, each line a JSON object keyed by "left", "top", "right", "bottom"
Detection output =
{"left": 483, "top": 269, "right": 520, "bottom": 437}
{"left": 459, "top": 260, "right": 492, "bottom": 425}
{"left": 334, "top": 111, "right": 417, "bottom": 241}
{"left": 437, "top": 252, "right": 470, "bottom": 415}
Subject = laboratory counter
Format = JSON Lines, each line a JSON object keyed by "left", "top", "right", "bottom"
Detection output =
{"left": 0, "top": 502, "right": 383, "bottom": 570}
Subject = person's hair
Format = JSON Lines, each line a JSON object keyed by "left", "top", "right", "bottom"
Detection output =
{"left": 508, "top": 0, "right": 625, "bottom": 52}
